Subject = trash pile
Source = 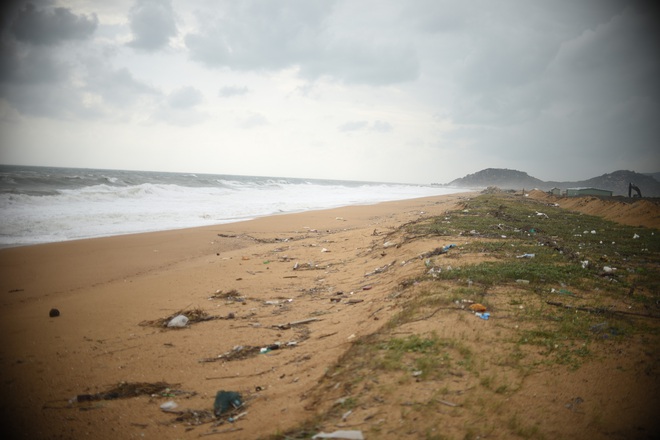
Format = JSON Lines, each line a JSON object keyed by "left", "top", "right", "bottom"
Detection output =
{"left": 139, "top": 307, "right": 221, "bottom": 329}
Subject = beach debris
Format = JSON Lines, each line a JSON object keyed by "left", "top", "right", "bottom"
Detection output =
{"left": 200, "top": 345, "right": 261, "bottom": 363}
{"left": 420, "top": 244, "right": 456, "bottom": 259}
{"left": 516, "top": 279, "right": 530, "bottom": 284}
{"left": 475, "top": 312, "right": 490, "bottom": 320}
{"left": 201, "top": 334, "right": 306, "bottom": 362}
{"left": 535, "top": 211, "right": 549, "bottom": 218}
{"left": 437, "top": 399, "right": 459, "bottom": 407}
{"left": 69, "top": 381, "right": 186, "bottom": 404}
{"left": 209, "top": 289, "right": 245, "bottom": 302}
{"left": 383, "top": 241, "right": 398, "bottom": 248}
{"left": 551, "top": 288, "right": 576, "bottom": 297}
{"left": 516, "top": 253, "right": 535, "bottom": 258}
{"left": 273, "top": 317, "right": 320, "bottom": 330}
{"left": 167, "top": 314, "right": 189, "bottom": 328}
{"left": 468, "top": 303, "right": 487, "bottom": 313}
{"left": 264, "top": 298, "right": 293, "bottom": 306}
{"left": 365, "top": 260, "right": 395, "bottom": 276}
{"left": 49, "top": 308, "right": 60, "bottom": 317}
{"left": 342, "top": 409, "right": 353, "bottom": 421}
{"left": 140, "top": 307, "right": 221, "bottom": 328}
{"left": 214, "top": 391, "right": 242, "bottom": 416}
{"left": 565, "top": 397, "right": 584, "bottom": 412}
{"left": 362, "top": 285, "right": 373, "bottom": 290}
{"left": 633, "top": 233, "right": 640, "bottom": 239}
{"left": 312, "top": 430, "right": 364, "bottom": 440}
{"left": 293, "top": 261, "right": 327, "bottom": 271}
{"left": 228, "top": 411, "right": 248, "bottom": 423}
{"left": 160, "top": 400, "right": 179, "bottom": 411}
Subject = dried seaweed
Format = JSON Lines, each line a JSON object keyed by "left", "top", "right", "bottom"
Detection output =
{"left": 71, "top": 381, "right": 189, "bottom": 402}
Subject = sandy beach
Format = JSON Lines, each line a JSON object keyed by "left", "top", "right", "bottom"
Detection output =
{"left": 0, "top": 193, "right": 475, "bottom": 439}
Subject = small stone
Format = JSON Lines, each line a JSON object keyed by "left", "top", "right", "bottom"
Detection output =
{"left": 49, "top": 308, "right": 60, "bottom": 318}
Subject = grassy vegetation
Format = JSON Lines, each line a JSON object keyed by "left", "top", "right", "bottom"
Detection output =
{"left": 266, "top": 192, "right": 659, "bottom": 440}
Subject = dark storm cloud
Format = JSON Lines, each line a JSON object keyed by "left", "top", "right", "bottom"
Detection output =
{"left": 184, "top": 0, "right": 419, "bottom": 85}
{"left": 0, "top": 43, "right": 68, "bottom": 84}
{"left": 83, "top": 64, "right": 160, "bottom": 108}
{"left": 9, "top": 2, "right": 97, "bottom": 45}
{"left": 127, "top": 0, "right": 177, "bottom": 51}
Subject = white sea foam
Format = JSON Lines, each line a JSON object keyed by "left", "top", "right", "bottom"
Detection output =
{"left": 0, "top": 166, "right": 467, "bottom": 247}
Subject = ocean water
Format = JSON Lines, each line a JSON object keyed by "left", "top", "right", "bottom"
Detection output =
{"left": 0, "top": 165, "right": 467, "bottom": 248}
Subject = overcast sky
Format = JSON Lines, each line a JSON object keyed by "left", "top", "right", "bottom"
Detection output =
{"left": 0, "top": 0, "right": 658, "bottom": 183}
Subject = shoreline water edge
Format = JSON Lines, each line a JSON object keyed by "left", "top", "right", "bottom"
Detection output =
{"left": 0, "top": 165, "right": 468, "bottom": 248}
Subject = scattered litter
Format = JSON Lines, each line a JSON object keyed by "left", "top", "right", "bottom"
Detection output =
{"left": 565, "top": 396, "right": 584, "bottom": 412}
{"left": 321, "top": 248, "right": 330, "bottom": 253}
{"left": 228, "top": 411, "right": 248, "bottom": 423}
{"left": 362, "top": 285, "right": 373, "bottom": 290}
{"left": 475, "top": 312, "right": 490, "bottom": 320}
{"left": 293, "top": 261, "right": 327, "bottom": 271}
{"left": 342, "top": 409, "right": 352, "bottom": 421}
{"left": 209, "top": 289, "right": 245, "bottom": 302}
{"left": 49, "top": 308, "right": 60, "bottom": 318}
{"left": 264, "top": 299, "right": 293, "bottom": 306}
{"left": 602, "top": 266, "right": 614, "bottom": 274}
{"left": 160, "top": 400, "right": 178, "bottom": 411}
{"left": 213, "top": 391, "right": 242, "bottom": 416}
{"left": 273, "top": 317, "right": 319, "bottom": 330}
{"left": 516, "top": 279, "right": 530, "bottom": 284}
{"left": 141, "top": 308, "right": 219, "bottom": 328}
{"left": 167, "top": 315, "right": 189, "bottom": 328}
{"left": 551, "top": 288, "right": 575, "bottom": 296}
{"left": 260, "top": 343, "right": 281, "bottom": 354}
{"left": 633, "top": 233, "right": 640, "bottom": 239}
{"left": 383, "top": 241, "right": 398, "bottom": 248}
{"left": 536, "top": 211, "right": 549, "bottom": 218}
{"left": 516, "top": 253, "right": 535, "bottom": 259}
{"left": 437, "top": 399, "right": 459, "bottom": 407}
{"left": 469, "top": 303, "right": 487, "bottom": 313}
{"left": 69, "top": 381, "right": 185, "bottom": 404}
{"left": 581, "top": 260, "right": 589, "bottom": 269}
{"left": 365, "top": 261, "right": 395, "bottom": 276}
{"left": 312, "top": 430, "right": 364, "bottom": 440}
{"left": 420, "top": 244, "right": 456, "bottom": 259}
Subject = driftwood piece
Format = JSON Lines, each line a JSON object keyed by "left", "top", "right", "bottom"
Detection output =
{"left": 273, "top": 317, "right": 320, "bottom": 330}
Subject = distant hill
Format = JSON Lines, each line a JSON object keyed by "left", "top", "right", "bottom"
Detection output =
{"left": 447, "top": 168, "right": 660, "bottom": 197}
{"left": 448, "top": 168, "right": 545, "bottom": 190}
{"left": 643, "top": 172, "right": 660, "bottom": 182}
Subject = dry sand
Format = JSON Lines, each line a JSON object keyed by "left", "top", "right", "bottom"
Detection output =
{"left": 0, "top": 193, "right": 472, "bottom": 439}
{"left": 1, "top": 191, "right": 658, "bottom": 440}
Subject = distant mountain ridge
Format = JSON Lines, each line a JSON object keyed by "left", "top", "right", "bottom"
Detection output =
{"left": 447, "top": 168, "right": 660, "bottom": 197}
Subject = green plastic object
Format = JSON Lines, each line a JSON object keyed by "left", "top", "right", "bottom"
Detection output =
{"left": 214, "top": 391, "right": 242, "bottom": 416}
